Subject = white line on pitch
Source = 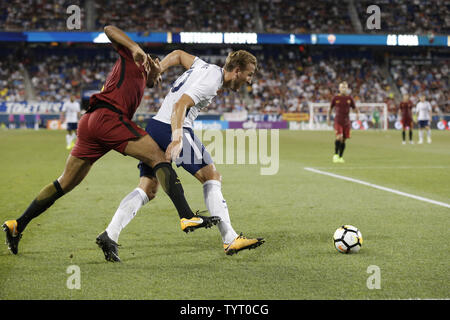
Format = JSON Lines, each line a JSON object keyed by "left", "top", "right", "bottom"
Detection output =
{"left": 304, "top": 167, "right": 450, "bottom": 209}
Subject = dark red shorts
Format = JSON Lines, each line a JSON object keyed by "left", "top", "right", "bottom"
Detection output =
{"left": 71, "top": 108, "right": 147, "bottom": 163}
{"left": 334, "top": 122, "right": 351, "bottom": 139}
{"left": 402, "top": 117, "right": 413, "bottom": 129}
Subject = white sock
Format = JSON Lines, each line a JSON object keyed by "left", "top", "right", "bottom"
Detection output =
{"left": 203, "top": 180, "right": 238, "bottom": 244}
{"left": 71, "top": 132, "right": 76, "bottom": 143}
{"left": 106, "top": 187, "right": 149, "bottom": 243}
{"left": 427, "top": 129, "right": 431, "bottom": 139}
{"left": 419, "top": 130, "right": 423, "bottom": 141}
{"left": 66, "top": 134, "right": 71, "bottom": 146}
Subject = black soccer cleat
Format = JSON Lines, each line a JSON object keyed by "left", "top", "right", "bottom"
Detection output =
{"left": 96, "top": 231, "right": 121, "bottom": 262}
{"left": 3, "top": 220, "right": 22, "bottom": 255}
{"left": 181, "top": 212, "right": 221, "bottom": 234}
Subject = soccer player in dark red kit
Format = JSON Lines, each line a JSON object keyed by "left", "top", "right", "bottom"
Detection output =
{"left": 2, "top": 25, "right": 219, "bottom": 261}
{"left": 398, "top": 93, "right": 414, "bottom": 144}
{"left": 327, "top": 81, "right": 359, "bottom": 163}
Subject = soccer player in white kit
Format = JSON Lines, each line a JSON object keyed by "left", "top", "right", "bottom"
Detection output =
{"left": 415, "top": 95, "right": 433, "bottom": 144}
{"left": 98, "top": 50, "right": 264, "bottom": 260}
{"left": 62, "top": 95, "right": 81, "bottom": 150}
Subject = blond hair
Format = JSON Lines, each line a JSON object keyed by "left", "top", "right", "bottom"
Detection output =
{"left": 224, "top": 50, "right": 257, "bottom": 72}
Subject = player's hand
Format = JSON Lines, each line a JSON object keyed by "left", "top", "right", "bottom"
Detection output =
{"left": 146, "top": 55, "right": 162, "bottom": 84}
{"left": 327, "top": 118, "right": 331, "bottom": 126}
{"left": 165, "top": 139, "right": 183, "bottom": 162}
{"left": 131, "top": 46, "right": 148, "bottom": 68}
{"left": 156, "top": 74, "right": 162, "bottom": 87}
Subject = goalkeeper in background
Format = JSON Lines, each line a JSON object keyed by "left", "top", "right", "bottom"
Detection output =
{"left": 372, "top": 107, "right": 380, "bottom": 130}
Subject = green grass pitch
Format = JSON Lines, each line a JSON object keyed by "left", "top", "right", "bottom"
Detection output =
{"left": 0, "top": 129, "right": 449, "bottom": 299}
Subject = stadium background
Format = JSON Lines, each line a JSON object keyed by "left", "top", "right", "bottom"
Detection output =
{"left": 0, "top": 0, "right": 449, "bottom": 131}
{"left": 0, "top": 0, "right": 449, "bottom": 302}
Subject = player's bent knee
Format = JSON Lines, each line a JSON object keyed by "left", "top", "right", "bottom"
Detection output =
{"left": 146, "top": 189, "right": 157, "bottom": 201}
{"left": 204, "top": 169, "right": 221, "bottom": 182}
{"left": 125, "top": 135, "right": 166, "bottom": 167}
{"left": 194, "top": 164, "right": 221, "bottom": 184}
{"left": 211, "top": 171, "right": 222, "bottom": 182}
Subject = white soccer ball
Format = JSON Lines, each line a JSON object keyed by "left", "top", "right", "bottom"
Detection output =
{"left": 333, "top": 225, "right": 363, "bottom": 253}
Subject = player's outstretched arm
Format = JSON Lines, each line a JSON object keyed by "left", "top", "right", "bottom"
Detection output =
{"left": 104, "top": 25, "right": 148, "bottom": 68}
{"left": 159, "top": 50, "right": 196, "bottom": 73}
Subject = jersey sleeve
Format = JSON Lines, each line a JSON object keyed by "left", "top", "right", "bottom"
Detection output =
{"left": 184, "top": 68, "right": 221, "bottom": 105}
{"left": 190, "top": 57, "right": 207, "bottom": 69}
{"left": 114, "top": 44, "right": 133, "bottom": 61}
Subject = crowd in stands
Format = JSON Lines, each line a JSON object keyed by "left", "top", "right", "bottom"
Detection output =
{"left": 28, "top": 50, "right": 114, "bottom": 102}
{"left": 247, "top": 48, "right": 393, "bottom": 114}
{"left": 0, "top": 0, "right": 84, "bottom": 31}
{"left": 1, "top": 44, "right": 448, "bottom": 114}
{"left": 2, "top": 0, "right": 448, "bottom": 35}
{"left": 259, "top": 0, "right": 353, "bottom": 34}
{"left": 355, "top": 0, "right": 450, "bottom": 35}
{"left": 391, "top": 59, "right": 449, "bottom": 114}
{"left": 0, "top": 50, "right": 27, "bottom": 102}
{"left": 95, "top": 0, "right": 257, "bottom": 33}
{"left": 0, "top": 61, "right": 26, "bottom": 102}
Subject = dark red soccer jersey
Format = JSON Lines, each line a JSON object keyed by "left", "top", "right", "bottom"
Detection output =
{"left": 89, "top": 44, "right": 147, "bottom": 119}
{"left": 331, "top": 95, "right": 355, "bottom": 125}
{"left": 398, "top": 101, "right": 413, "bottom": 120}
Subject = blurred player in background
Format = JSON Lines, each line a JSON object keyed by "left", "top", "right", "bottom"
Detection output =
{"left": 327, "top": 81, "right": 359, "bottom": 163}
{"left": 100, "top": 49, "right": 264, "bottom": 260}
{"left": 2, "top": 26, "right": 218, "bottom": 258}
{"left": 372, "top": 107, "right": 380, "bottom": 130}
{"left": 416, "top": 95, "right": 433, "bottom": 144}
{"left": 62, "top": 95, "right": 81, "bottom": 150}
{"left": 398, "top": 94, "right": 414, "bottom": 144}
{"left": 8, "top": 113, "right": 15, "bottom": 129}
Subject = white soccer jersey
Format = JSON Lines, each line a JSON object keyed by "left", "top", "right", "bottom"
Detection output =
{"left": 416, "top": 101, "right": 432, "bottom": 120}
{"left": 63, "top": 100, "right": 80, "bottom": 123}
{"left": 153, "top": 57, "right": 223, "bottom": 128}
